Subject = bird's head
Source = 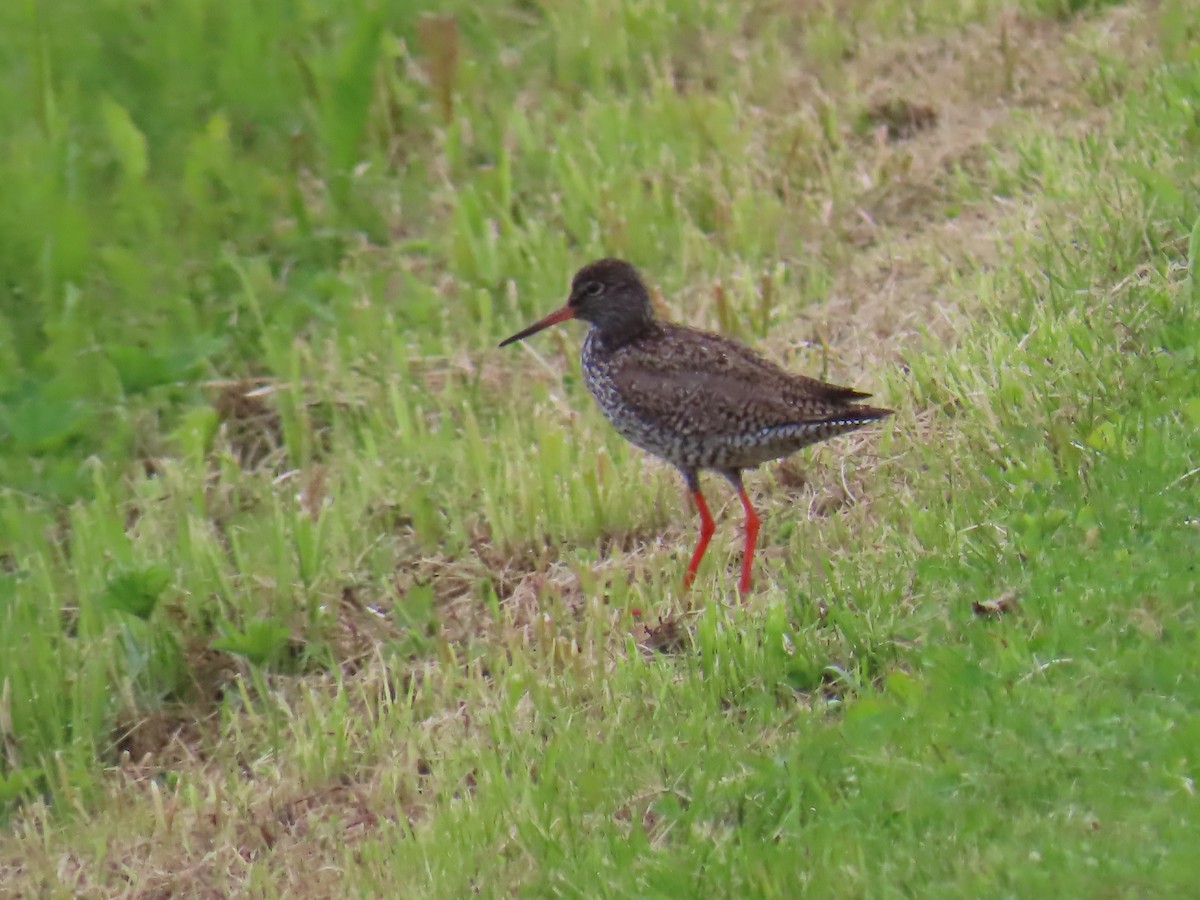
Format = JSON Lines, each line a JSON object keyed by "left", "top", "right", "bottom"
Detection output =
{"left": 499, "top": 258, "right": 654, "bottom": 348}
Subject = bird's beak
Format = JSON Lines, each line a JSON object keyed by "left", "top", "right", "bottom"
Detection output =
{"left": 498, "top": 303, "right": 576, "bottom": 347}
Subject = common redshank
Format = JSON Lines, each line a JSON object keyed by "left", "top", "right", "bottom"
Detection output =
{"left": 499, "top": 259, "right": 892, "bottom": 595}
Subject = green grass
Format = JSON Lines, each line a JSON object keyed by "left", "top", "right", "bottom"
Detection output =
{"left": 2, "top": 0, "right": 1200, "bottom": 894}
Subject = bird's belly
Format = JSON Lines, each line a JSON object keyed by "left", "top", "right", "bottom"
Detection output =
{"left": 584, "top": 366, "right": 775, "bottom": 470}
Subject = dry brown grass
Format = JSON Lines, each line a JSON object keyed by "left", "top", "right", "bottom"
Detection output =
{"left": 812, "top": 6, "right": 1157, "bottom": 348}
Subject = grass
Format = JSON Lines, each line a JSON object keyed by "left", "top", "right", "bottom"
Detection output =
{"left": 1, "top": 0, "right": 1199, "bottom": 894}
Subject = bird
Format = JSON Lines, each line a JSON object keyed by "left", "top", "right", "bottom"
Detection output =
{"left": 499, "top": 258, "right": 893, "bottom": 595}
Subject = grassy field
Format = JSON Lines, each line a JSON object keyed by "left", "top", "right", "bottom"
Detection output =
{"left": 2, "top": 0, "right": 1199, "bottom": 894}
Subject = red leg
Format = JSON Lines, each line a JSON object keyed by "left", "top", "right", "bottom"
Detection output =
{"left": 735, "top": 486, "right": 761, "bottom": 596}
{"left": 682, "top": 488, "right": 716, "bottom": 591}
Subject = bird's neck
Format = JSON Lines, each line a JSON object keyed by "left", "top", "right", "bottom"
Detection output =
{"left": 590, "top": 315, "right": 655, "bottom": 351}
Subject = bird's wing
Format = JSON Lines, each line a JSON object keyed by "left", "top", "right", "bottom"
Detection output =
{"left": 608, "top": 326, "right": 877, "bottom": 438}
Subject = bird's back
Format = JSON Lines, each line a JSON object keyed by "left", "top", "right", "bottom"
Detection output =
{"left": 582, "top": 322, "right": 891, "bottom": 471}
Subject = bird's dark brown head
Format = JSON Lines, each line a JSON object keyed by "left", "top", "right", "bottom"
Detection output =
{"left": 566, "top": 258, "right": 652, "bottom": 329}
{"left": 498, "top": 258, "right": 655, "bottom": 349}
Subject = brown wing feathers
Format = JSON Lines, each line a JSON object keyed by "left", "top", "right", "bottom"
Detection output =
{"left": 610, "top": 323, "right": 883, "bottom": 438}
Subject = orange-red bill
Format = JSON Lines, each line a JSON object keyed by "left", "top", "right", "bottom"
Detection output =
{"left": 498, "top": 304, "right": 575, "bottom": 347}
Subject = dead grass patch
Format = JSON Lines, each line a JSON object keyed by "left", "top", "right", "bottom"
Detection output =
{"left": 972, "top": 588, "right": 1021, "bottom": 617}
{"left": 807, "top": 6, "right": 1160, "bottom": 347}
{"left": 864, "top": 97, "right": 940, "bottom": 142}
{"left": 210, "top": 380, "right": 285, "bottom": 471}
{"left": 1, "top": 653, "right": 482, "bottom": 897}
{"left": 634, "top": 612, "right": 696, "bottom": 656}
{"left": 112, "top": 706, "right": 219, "bottom": 773}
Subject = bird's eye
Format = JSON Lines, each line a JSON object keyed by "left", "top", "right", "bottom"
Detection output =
{"left": 585, "top": 281, "right": 604, "bottom": 297}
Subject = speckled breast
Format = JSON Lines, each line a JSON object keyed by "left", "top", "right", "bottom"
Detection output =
{"left": 581, "top": 331, "right": 686, "bottom": 464}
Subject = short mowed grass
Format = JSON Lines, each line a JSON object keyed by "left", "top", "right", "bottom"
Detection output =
{"left": 2, "top": 0, "right": 1199, "bottom": 895}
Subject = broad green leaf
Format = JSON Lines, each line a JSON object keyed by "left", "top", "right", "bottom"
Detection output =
{"left": 212, "top": 619, "right": 291, "bottom": 668}
{"left": 101, "top": 564, "right": 172, "bottom": 620}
